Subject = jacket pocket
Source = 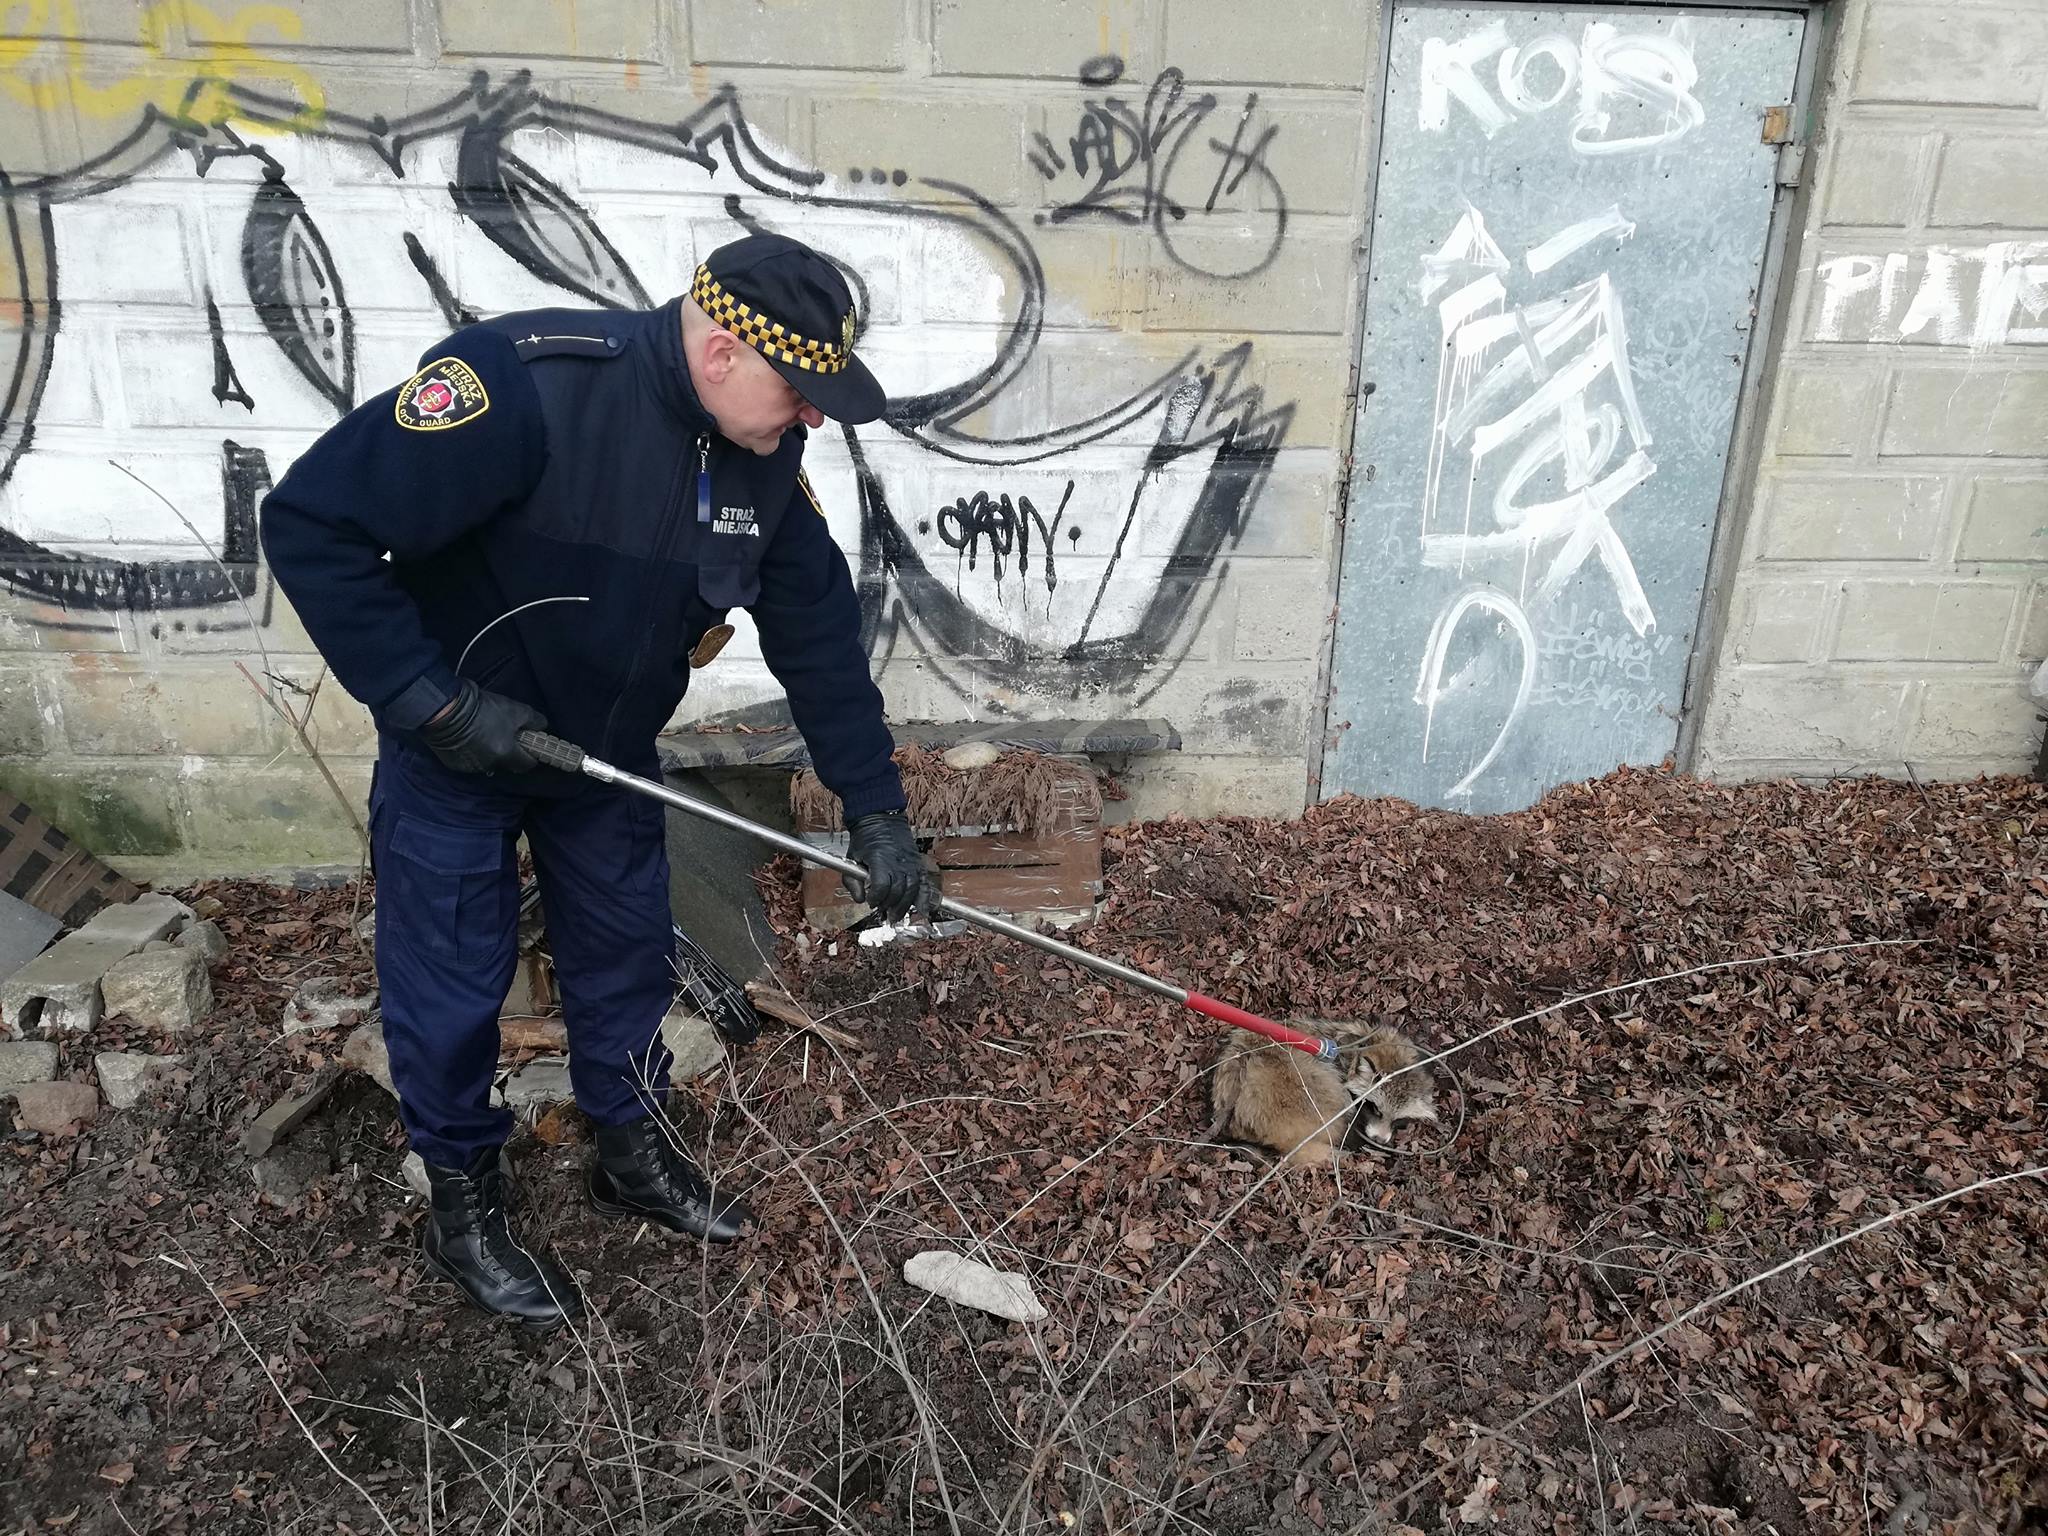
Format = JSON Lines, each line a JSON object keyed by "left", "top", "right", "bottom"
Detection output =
{"left": 389, "top": 815, "right": 513, "bottom": 968}
{"left": 698, "top": 562, "right": 760, "bottom": 610}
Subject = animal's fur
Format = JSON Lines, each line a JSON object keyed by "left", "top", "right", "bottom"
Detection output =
{"left": 1206, "top": 1021, "right": 1438, "bottom": 1167}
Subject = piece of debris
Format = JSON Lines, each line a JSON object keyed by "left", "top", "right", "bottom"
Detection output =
{"left": 1, "top": 932, "right": 128, "bottom": 1032}
{"left": 0, "top": 891, "right": 61, "bottom": 991}
{"left": 499, "top": 1016, "right": 568, "bottom": 1052}
{"left": 502, "top": 1056, "right": 574, "bottom": 1109}
{"left": 242, "top": 1066, "right": 342, "bottom": 1157}
{"left": 942, "top": 740, "right": 1004, "bottom": 772}
{"left": 251, "top": 1143, "right": 329, "bottom": 1209}
{"left": 279, "top": 976, "right": 374, "bottom": 1035}
{"left": 95, "top": 1051, "right": 186, "bottom": 1110}
{"left": 533, "top": 1102, "right": 587, "bottom": 1145}
{"left": 8, "top": 1079, "right": 100, "bottom": 1137}
{"left": 353, "top": 907, "right": 375, "bottom": 945}
{"left": 661, "top": 1007, "right": 725, "bottom": 1084}
{"left": 190, "top": 895, "right": 225, "bottom": 920}
{"left": 173, "top": 919, "right": 230, "bottom": 967}
{"left": 339, "top": 1021, "right": 394, "bottom": 1095}
{"left": 0, "top": 1040, "right": 59, "bottom": 1089}
{"left": 0, "top": 789, "right": 141, "bottom": 927}
{"left": 902, "top": 1250, "right": 1048, "bottom": 1324}
{"left": 101, "top": 946, "right": 214, "bottom": 1035}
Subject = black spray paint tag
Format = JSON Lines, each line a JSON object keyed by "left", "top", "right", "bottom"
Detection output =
{"left": 394, "top": 357, "right": 490, "bottom": 432}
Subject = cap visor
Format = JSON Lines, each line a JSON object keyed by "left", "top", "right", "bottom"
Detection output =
{"left": 776, "top": 354, "right": 886, "bottom": 425}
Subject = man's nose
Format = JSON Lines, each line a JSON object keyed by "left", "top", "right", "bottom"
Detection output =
{"left": 797, "top": 402, "right": 824, "bottom": 429}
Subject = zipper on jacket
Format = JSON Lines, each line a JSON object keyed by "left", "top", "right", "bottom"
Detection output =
{"left": 598, "top": 433, "right": 706, "bottom": 760}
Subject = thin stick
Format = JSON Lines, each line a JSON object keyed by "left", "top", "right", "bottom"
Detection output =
{"left": 161, "top": 1248, "right": 401, "bottom": 1536}
{"left": 236, "top": 659, "right": 368, "bottom": 852}
{"left": 1360, "top": 1164, "right": 2048, "bottom": 1532}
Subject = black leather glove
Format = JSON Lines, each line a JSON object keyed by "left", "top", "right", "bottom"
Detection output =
{"left": 844, "top": 809, "right": 923, "bottom": 923}
{"left": 417, "top": 680, "right": 546, "bottom": 775}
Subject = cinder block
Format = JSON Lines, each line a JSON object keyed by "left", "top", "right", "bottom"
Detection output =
{"left": 1240, "top": 339, "right": 1349, "bottom": 450}
{"left": 1139, "top": 665, "right": 1312, "bottom": 754}
{"left": 1773, "top": 365, "right": 1881, "bottom": 458}
{"left": 1819, "top": 128, "right": 1928, "bottom": 228}
{"left": 1956, "top": 478, "right": 2048, "bottom": 562}
{"left": 1852, "top": 4, "right": 2048, "bottom": 109}
{"left": 4, "top": 0, "right": 154, "bottom": 42}
{"left": 2012, "top": 579, "right": 2048, "bottom": 663}
{"left": 1907, "top": 678, "right": 2046, "bottom": 758}
{"left": 1163, "top": 0, "right": 1376, "bottom": 88}
{"left": 933, "top": 0, "right": 1156, "bottom": 79}
{"left": 1116, "top": 752, "right": 1305, "bottom": 821}
{"left": 1143, "top": 231, "right": 1353, "bottom": 334}
{"left": 694, "top": 0, "right": 905, "bottom": 70}
{"left": 441, "top": 0, "right": 661, "bottom": 61}
{"left": 243, "top": 0, "right": 413, "bottom": 52}
{"left": 150, "top": 587, "right": 323, "bottom": 657}
{"left": 1734, "top": 580, "right": 1827, "bottom": 663}
{"left": 1882, "top": 369, "right": 2048, "bottom": 459}
{"left": 1230, "top": 564, "right": 1329, "bottom": 661}
{"left": 1757, "top": 475, "right": 1946, "bottom": 562}
{"left": 1702, "top": 675, "right": 1911, "bottom": 761}
{"left": 0, "top": 603, "right": 137, "bottom": 654}
{"left": 813, "top": 97, "right": 1024, "bottom": 206}
{"left": 0, "top": 670, "right": 49, "bottom": 756}
{"left": 1237, "top": 102, "right": 1365, "bottom": 218}
{"left": 1930, "top": 135, "right": 2048, "bottom": 229}
{"left": 55, "top": 664, "right": 278, "bottom": 757}
{"left": 0, "top": 762, "right": 184, "bottom": 857}
{"left": 178, "top": 763, "right": 370, "bottom": 862}
{"left": 1834, "top": 579, "right": 2017, "bottom": 663}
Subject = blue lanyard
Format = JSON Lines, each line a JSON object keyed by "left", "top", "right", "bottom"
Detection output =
{"left": 696, "top": 435, "right": 712, "bottom": 524}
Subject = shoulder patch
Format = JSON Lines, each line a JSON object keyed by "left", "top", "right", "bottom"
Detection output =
{"left": 396, "top": 357, "right": 490, "bottom": 432}
{"left": 796, "top": 469, "right": 824, "bottom": 517}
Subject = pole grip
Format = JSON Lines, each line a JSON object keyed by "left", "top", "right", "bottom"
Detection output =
{"left": 518, "top": 729, "right": 588, "bottom": 775}
{"left": 1185, "top": 992, "right": 1337, "bottom": 1058}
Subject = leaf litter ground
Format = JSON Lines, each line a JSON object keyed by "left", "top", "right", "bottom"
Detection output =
{"left": 2, "top": 766, "right": 2043, "bottom": 1534}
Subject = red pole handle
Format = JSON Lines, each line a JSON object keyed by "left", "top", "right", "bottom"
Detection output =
{"left": 1185, "top": 992, "right": 1338, "bottom": 1059}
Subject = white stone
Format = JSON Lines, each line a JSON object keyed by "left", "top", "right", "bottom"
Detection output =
{"left": 174, "top": 919, "right": 230, "bottom": 966}
{"left": 902, "top": 1250, "right": 1047, "bottom": 1324}
{"left": 502, "top": 1057, "right": 574, "bottom": 1108}
{"left": 95, "top": 1051, "right": 185, "bottom": 1109}
{"left": 661, "top": 1009, "right": 726, "bottom": 1084}
{"left": 942, "top": 741, "right": 1002, "bottom": 771}
{"left": 340, "top": 1022, "right": 394, "bottom": 1095}
{"left": 0, "top": 1040, "right": 60, "bottom": 1089}
{"left": 280, "top": 976, "right": 375, "bottom": 1035}
{"left": 100, "top": 946, "right": 213, "bottom": 1034}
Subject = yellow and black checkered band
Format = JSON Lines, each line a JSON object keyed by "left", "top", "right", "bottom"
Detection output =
{"left": 691, "top": 266, "right": 853, "bottom": 375}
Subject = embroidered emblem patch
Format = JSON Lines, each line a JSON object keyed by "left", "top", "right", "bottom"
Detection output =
{"left": 797, "top": 469, "right": 824, "bottom": 517}
{"left": 395, "top": 357, "right": 490, "bottom": 431}
{"left": 690, "top": 623, "right": 735, "bottom": 669}
{"left": 840, "top": 310, "right": 856, "bottom": 353}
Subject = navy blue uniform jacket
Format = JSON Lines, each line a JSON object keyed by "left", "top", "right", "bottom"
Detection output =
{"left": 258, "top": 298, "right": 906, "bottom": 819}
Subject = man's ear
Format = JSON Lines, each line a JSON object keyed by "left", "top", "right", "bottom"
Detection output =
{"left": 700, "top": 326, "right": 740, "bottom": 384}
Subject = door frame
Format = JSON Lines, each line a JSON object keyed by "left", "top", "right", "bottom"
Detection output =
{"left": 1307, "top": 0, "right": 1838, "bottom": 807}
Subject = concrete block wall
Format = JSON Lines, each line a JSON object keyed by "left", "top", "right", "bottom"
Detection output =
{"left": 1694, "top": 0, "right": 2048, "bottom": 782}
{"left": 0, "top": 0, "right": 1377, "bottom": 877}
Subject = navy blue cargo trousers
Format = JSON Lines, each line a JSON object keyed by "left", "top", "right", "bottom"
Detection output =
{"left": 368, "top": 732, "right": 675, "bottom": 1168}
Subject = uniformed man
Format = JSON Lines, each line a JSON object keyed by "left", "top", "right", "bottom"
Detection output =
{"left": 259, "top": 233, "right": 924, "bottom": 1329}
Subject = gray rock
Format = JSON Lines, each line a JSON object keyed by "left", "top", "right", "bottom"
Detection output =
{"left": 191, "top": 896, "right": 226, "bottom": 920}
{"left": 280, "top": 976, "right": 375, "bottom": 1035}
{"left": 96, "top": 1051, "right": 185, "bottom": 1110}
{"left": 76, "top": 892, "right": 193, "bottom": 948}
{"left": 502, "top": 1057, "right": 574, "bottom": 1109}
{"left": 353, "top": 908, "right": 376, "bottom": 946}
{"left": 1, "top": 934, "right": 132, "bottom": 1032}
{"left": 340, "top": 1022, "right": 394, "bottom": 1095}
{"left": 143, "top": 939, "right": 177, "bottom": 953}
{"left": 9, "top": 1079, "right": 100, "bottom": 1136}
{"left": 0, "top": 1040, "right": 60, "bottom": 1089}
{"left": 0, "top": 891, "right": 61, "bottom": 994}
{"left": 662, "top": 1009, "right": 726, "bottom": 1084}
{"left": 101, "top": 946, "right": 213, "bottom": 1034}
{"left": 173, "top": 919, "right": 230, "bottom": 967}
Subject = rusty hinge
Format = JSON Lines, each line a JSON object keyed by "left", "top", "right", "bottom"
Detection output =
{"left": 1762, "top": 104, "right": 1795, "bottom": 144}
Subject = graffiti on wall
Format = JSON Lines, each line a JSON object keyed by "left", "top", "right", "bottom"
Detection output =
{"left": 1321, "top": 4, "right": 1805, "bottom": 812}
{"left": 1812, "top": 243, "right": 2048, "bottom": 351}
{"left": 0, "top": 62, "right": 1294, "bottom": 715}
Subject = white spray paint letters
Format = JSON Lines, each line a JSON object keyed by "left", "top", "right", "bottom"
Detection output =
{"left": 1813, "top": 242, "right": 2048, "bottom": 351}
{"left": 1412, "top": 204, "right": 1657, "bottom": 798}
{"left": 1419, "top": 18, "right": 1704, "bottom": 156}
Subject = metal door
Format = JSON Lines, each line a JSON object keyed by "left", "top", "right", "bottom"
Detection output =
{"left": 1321, "top": 2, "right": 1806, "bottom": 811}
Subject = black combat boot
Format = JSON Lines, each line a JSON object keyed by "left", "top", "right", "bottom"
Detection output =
{"left": 421, "top": 1148, "right": 583, "bottom": 1329}
{"left": 589, "top": 1113, "right": 751, "bottom": 1242}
